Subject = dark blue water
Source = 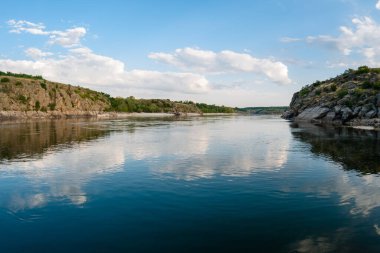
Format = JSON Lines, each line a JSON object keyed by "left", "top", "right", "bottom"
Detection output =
{"left": 0, "top": 116, "right": 380, "bottom": 252}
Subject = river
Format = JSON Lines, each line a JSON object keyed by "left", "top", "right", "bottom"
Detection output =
{"left": 0, "top": 115, "right": 379, "bottom": 252}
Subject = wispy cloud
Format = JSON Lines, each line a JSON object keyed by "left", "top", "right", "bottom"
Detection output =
{"left": 7, "top": 19, "right": 86, "bottom": 47}
{"left": 25, "top": 47, "right": 53, "bottom": 59}
{"left": 8, "top": 20, "right": 48, "bottom": 35}
{"left": 280, "top": 37, "right": 301, "bottom": 43}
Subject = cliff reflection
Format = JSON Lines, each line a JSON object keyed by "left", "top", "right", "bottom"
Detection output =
{"left": 0, "top": 120, "right": 110, "bottom": 162}
{"left": 290, "top": 123, "right": 380, "bottom": 174}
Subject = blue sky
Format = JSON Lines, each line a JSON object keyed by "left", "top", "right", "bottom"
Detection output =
{"left": 1, "top": 0, "right": 380, "bottom": 106}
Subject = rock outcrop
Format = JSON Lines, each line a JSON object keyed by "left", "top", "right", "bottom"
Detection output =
{"left": 282, "top": 66, "right": 380, "bottom": 128}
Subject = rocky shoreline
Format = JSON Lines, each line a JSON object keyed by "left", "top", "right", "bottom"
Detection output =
{"left": 283, "top": 104, "right": 380, "bottom": 128}
{"left": 282, "top": 67, "right": 380, "bottom": 129}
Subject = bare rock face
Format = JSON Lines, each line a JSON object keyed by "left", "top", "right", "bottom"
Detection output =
{"left": 341, "top": 107, "right": 353, "bottom": 122}
{"left": 376, "top": 93, "right": 380, "bottom": 107}
{"left": 282, "top": 67, "right": 380, "bottom": 126}
{"left": 296, "top": 106, "right": 330, "bottom": 120}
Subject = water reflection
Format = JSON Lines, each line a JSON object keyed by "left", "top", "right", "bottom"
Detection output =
{"left": 4, "top": 137, "right": 126, "bottom": 210}
{"left": 2, "top": 118, "right": 380, "bottom": 215}
{"left": 291, "top": 123, "right": 380, "bottom": 174}
{"left": 0, "top": 117, "right": 291, "bottom": 212}
{"left": 291, "top": 228, "right": 351, "bottom": 253}
{"left": 1, "top": 117, "right": 380, "bottom": 252}
{"left": 290, "top": 123, "right": 380, "bottom": 217}
{"left": 0, "top": 120, "right": 126, "bottom": 211}
{"left": 0, "top": 120, "right": 109, "bottom": 162}
{"left": 133, "top": 116, "right": 290, "bottom": 180}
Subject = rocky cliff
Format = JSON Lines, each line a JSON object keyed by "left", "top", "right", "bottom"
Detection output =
{"left": 0, "top": 74, "right": 111, "bottom": 119}
{"left": 282, "top": 66, "right": 380, "bottom": 127}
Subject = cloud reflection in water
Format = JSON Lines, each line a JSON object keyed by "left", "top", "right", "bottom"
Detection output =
{"left": 1, "top": 136, "right": 126, "bottom": 211}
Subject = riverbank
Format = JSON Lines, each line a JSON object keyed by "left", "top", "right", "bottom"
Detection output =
{"left": 0, "top": 111, "right": 237, "bottom": 121}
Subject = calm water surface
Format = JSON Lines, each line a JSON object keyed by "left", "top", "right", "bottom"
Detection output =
{"left": 0, "top": 116, "right": 380, "bottom": 252}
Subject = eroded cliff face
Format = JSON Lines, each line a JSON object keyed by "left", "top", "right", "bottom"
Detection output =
{"left": 0, "top": 76, "right": 110, "bottom": 115}
{"left": 282, "top": 67, "right": 380, "bottom": 127}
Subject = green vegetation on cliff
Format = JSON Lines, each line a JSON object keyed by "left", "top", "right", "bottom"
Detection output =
{"left": 0, "top": 71, "right": 43, "bottom": 80}
{"left": 0, "top": 71, "right": 234, "bottom": 114}
{"left": 282, "top": 66, "right": 380, "bottom": 126}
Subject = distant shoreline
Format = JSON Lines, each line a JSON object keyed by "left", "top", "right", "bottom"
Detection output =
{"left": 0, "top": 111, "right": 237, "bottom": 121}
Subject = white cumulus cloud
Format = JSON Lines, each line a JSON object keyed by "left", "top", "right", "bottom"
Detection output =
{"left": 149, "top": 47, "right": 291, "bottom": 85}
{"left": 300, "top": 16, "right": 380, "bottom": 65}
{"left": 3, "top": 19, "right": 291, "bottom": 100}
{"left": 48, "top": 27, "right": 86, "bottom": 47}
{"left": 376, "top": 0, "right": 380, "bottom": 10}
{"left": 0, "top": 47, "right": 209, "bottom": 94}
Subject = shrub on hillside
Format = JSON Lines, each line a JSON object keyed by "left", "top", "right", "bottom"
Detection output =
{"left": 40, "top": 82, "right": 47, "bottom": 90}
{"left": 352, "top": 88, "right": 365, "bottom": 98}
{"left": 48, "top": 103, "right": 56, "bottom": 111}
{"left": 299, "top": 86, "right": 310, "bottom": 97}
{"left": 374, "top": 82, "right": 380, "bottom": 90}
{"left": 18, "top": 95, "right": 27, "bottom": 104}
{"left": 356, "top": 66, "right": 370, "bottom": 75}
{"left": 312, "top": 80, "right": 321, "bottom": 87}
{"left": 35, "top": 101, "right": 40, "bottom": 111}
{"left": 337, "top": 88, "right": 348, "bottom": 99}
{"left": 361, "top": 81, "right": 380, "bottom": 90}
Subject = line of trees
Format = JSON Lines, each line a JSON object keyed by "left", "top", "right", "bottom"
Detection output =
{"left": 0, "top": 71, "right": 43, "bottom": 80}
{"left": 106, "top": 96, "right": 235, "bottom": 113}
{"left": 180, "top": 100, "right": 235, "bottom": 113}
